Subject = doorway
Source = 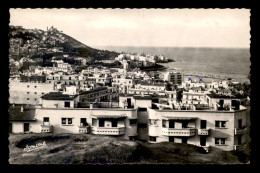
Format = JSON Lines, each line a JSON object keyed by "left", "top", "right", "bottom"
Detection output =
{"left": 99, "top": 119, "right": 104, "bottom": 127}
{"left": 238, "top": 119, "right": 242, "bottom": 129}
{"left": 24, "top": 123, "right": 30, "bottom": 132}
{"left": 112, "top": 119, "right": 118, "bottom": 127}
{"left": 200, "top": 136, "right": 206, "bottom": 146}
{"left": 182, "top": 137, "right": 188, "bottom": 144}
{"left": 219, "top": 100, "right": 224, "bottom": 110}
{"left": 169, "top": 120, "right": 175, "bottom": 128}
{"left": 80, "top": 118, "right": 87, "bottom": 126}
{"left": 127, "top": 98, "right": 131, "bottom": 108}
{"left": 169, "top": 136, "right": 174, "bottom": 142}
{"left": 9, "top": 123, "right": 12, "bottom": 133}
{"left": 200, "top": 120, "right": 207, "bottom": 129}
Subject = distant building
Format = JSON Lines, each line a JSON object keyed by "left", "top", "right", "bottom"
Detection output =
{"left": 164, "top": 71, "right": 183, "bottom": 85}
{"left": 9, "top": 79, "right": 56, "bottom": 105}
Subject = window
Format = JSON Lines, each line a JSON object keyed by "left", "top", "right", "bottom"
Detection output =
{"left": 80, "top": 118, "right": 87, "bottom": 126}
{"left": 130, "top": 119, "right": 137, "bottom": 125}
{"left": 61, "top": 118, "right": 73, "bottom": 125}
{"left": 44, "top": 117, "right": 49, "bottom": 122}
{"left": 138, "top": 107, "right": 147, "bottom": 111}
{"left": 215, "top": 138, "right": 227, "bottom": 145}
{"left": 34, "top": 86, "right": 37, "bottom": 88}
{"left": 35, "top": 99, "right": 37, "bottom": 101}
{"left": 149, "top": 136, "right": 157, "bottom": 142}
{"left": 215, "top": 121, "right": 226, "bottom": 128}
{"left": 27, "top": 92, "right": 29, "bottom": 94}
{"left": 62, "top": 118, "right": 66, "bottom": 125}
{"left": 162, "top": 120, "right": 167, "bottom": 128}
{"left": 35, "top": 92, "right": 37, "bottom": 94}
{"left": 27, "top": 98, "right": 30, "bottom": 100}
{"left": 27, "top": 85, "right": 30, "bottom": 88}
{"left": 42, "top": 93, "right": 44, "bottom": 95}
{"left": 149, "top": 119, "right": 158, "bottom": 126}
{"left": 64, "top": 102, "right": 70, "bottom": 108}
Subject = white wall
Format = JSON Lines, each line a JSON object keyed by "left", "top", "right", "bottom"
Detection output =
{"left": 34, "top": 108, "right": 137, "bottom": 139}
{"left": 147, "top": 108, "right": 246, "bottom": 151}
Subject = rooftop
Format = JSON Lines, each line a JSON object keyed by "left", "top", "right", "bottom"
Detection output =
{"left": 79, "top": 87, "right": 108, "bottom": 95}
{"left": 206, "top": 93, "right": 245, "bottom": 99}
{"left": 41, "top": 92, "right": 78, "bottom": 100}
{"left": 9, "top": 107, "right": 36, "bottom": 121}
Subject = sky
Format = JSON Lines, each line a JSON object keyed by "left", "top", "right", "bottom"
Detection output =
{"left": 10, "top": 9, "right": 250, "bottom": 48}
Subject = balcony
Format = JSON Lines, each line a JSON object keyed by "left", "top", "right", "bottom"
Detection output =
{"left": 234, "top": 127, "right": 247, "bottom": 135}
{"left": 91, "top": 126, "right": 125, "bottom": 135}
{"left": 78, "top": 126, "right": 90, "bottom": 133}
{"left": 198, "top": 129, "right": 210, "bottom": 136}
{"left": 234, "top": 143, "right": 247, "bottom": 151}
{"left": 161, "top": 128, "right": 196, "bottom": 136}
{"left": 41, "top": 125, "right": 53, "bottom": 133}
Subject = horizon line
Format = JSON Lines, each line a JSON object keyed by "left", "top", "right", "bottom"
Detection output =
{"left": 90, "top": 45, "right": 250, "bottom": 49}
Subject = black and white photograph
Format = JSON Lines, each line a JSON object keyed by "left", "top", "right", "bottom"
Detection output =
{"left": 8, "top": 8, "right": 251, "bottom": 164}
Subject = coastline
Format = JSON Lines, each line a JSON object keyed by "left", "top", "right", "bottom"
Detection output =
{"left": 158, "top": 63, "right": 250, "bottom": 83}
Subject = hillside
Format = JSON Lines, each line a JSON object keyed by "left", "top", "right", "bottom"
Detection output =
{"left": 9, "top": 25, "right": 119, "bottom": 65}
{"left": 9, "top": 133, "right": 249, "bottom": 164}
{"left": 60, "top": 33, "right": 89, "bottom": 49}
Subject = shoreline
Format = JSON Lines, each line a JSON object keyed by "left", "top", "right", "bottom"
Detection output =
{"left": 157, "top": 63, "right": 250, "bottom": 83}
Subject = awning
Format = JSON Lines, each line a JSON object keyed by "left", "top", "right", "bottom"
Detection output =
{"left": 161, "top": 116, "right": 197, "bottom": 120}
{"left": 91, "top": 115, "right": 127, "bottom": 119}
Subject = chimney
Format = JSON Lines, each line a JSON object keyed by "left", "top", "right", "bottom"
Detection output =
{"left": 21, "top": 106, "right": 23, "bottom": 112}
{"left": 90, "top": 103, "right": 93, "bottom": 109}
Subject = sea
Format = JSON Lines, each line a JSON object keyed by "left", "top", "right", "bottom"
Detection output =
{"left": 95, "top": 46, "right": 251, "bottom": 83}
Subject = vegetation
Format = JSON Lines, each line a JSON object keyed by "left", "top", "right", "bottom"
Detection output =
{"left": 9, "top": 133, "right": 249, "bottom": 164}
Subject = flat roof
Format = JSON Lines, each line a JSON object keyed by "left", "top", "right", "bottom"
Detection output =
{"left": 41, "top": 92, "right": 78, "bottom": 100}
{"left": 91, "top": 115, "right": 127, "bottom": 119}
{"left": 206, "top": 93, "right": 246, "bottom": 99}
{"left": 161, "top": 116, "right": 197, "bottom": 120}
{"left": 79, "top": 87, "right": 108, "bottom": 95}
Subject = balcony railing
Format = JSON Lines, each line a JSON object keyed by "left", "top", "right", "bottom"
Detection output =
{"left": 41, "top": 125, "right": 53, "bottom": 133}
{"left": 234, "top": 127, "right": 247, "bottom": 135}
{"left": 91, "top": 126, "right": 125, "bottom": 135}
{"left": 161, "top": 128, "right": 196, "bottom": 136}
{"left": 198, "top": 129, "right": 210, "bottom": 136}
{"left": 78, "top": 126, "right": 90, "bottom": 133}
{"left": 234, "top": 143, "right": 247, "bottom": 151}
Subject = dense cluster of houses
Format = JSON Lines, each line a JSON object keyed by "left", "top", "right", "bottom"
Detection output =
{"left": 9, "top": 26, "right": 249, "bottom": 153}
{"left": 9, "top": 55, "right": 248, "bottom": 153}
{"left": 115, "top": 53, "right": 171, "bottom": 68}
{"left": 9, "top": 26, "right": 68, "bottom": 56}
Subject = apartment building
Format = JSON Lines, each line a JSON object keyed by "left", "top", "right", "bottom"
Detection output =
{"left": 146, "top": 94, "right": 247, "bottom": 152}
{"left": 78, "top": 87, "right": 117, "bottom": 107}
{"left": 112, "top": 75, "right": 134, "bottom": 94}
{"left": 128, "top": 82, "right": 166, "bottom": 96}
{"left": 9, "top": 79, "right": 56, "bottom": 105}
{"left": 164, "top": 71, "right": 183, "bottom": 85}
{"left": 10, "top": 93, "right": 138, "bottom": 140}
{"left": 9, "top": 89, "right": 247, "bottom": 152}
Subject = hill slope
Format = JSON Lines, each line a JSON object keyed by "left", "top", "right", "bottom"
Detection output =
{"left": 9, "top": 25, "right": 119, "bottom": 63}
{"left": 9, "top": 133, "right": 249, "bottom": 164}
